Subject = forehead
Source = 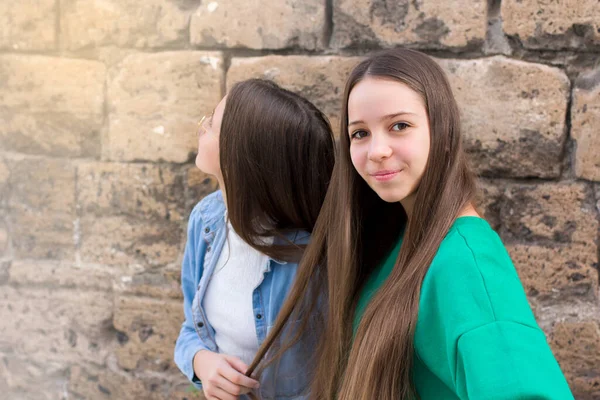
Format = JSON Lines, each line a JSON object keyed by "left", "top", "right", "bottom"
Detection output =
{"left": 347, "top": 77, "right": 424, "bottom": 118}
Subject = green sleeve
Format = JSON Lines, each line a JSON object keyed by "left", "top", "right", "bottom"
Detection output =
{"left": 414, "top": 225, "right": 574, "bottom": 399}
{"left": 454, "top": 321, "right": 574, "bottom": 399}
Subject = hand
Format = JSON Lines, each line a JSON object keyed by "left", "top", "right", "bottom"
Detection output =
{"left": 193, "top": 350, "right": 260, "bottom": 400}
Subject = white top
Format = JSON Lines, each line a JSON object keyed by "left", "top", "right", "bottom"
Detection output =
{"left": 203, "top": 219, "right": 271, "bottom": 366}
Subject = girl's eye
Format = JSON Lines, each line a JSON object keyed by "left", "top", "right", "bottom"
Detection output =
{"left": 391, "top": 122, "right": 409, "bottom": 131}
{"left": 351, "top": 130, "right": 369, "bottom": 140}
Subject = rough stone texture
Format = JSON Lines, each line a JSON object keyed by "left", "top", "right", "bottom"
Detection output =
{"left": 475, "top": 179, "right": 506, "bottom": 231}
{"left": 502, "top": 0, "right": 600, "bottom": 50}
{"left": 80, "top": 215, "right": 182, "bottom": 268}
{"left": 0, "top": 0, "right": 56, "bottom": 51}
{"left": 438, "top": 57, "right": 570, "bottom": 178}
{"left": 78, "top": 162, "right": 187, "bottom": 222}
{"left": 501, "top": 183, "right": 597, "bottom": 246}
{"left": 191, "top": 0, "right": 325, "bottom": 50}
{"left": 549, "top": 321, "right": 600, "bottom": 399}
{"left": 0, "top": 287, "right": 113, "bottom": 367}
{"left": 0, "top": 353, "right": 69, "bottom": 400}
{"left": 0, "top": 218, "right": 8, "bottom": 258}
{"left": 227, "top": 56, "right": 363, "bottom": 134}
{"left": 332, "top": 0, "right": 487, "bottom": 49}
{"left": 112, "top": 296, "right": 182, "bottom": 371}
{"left": 107, "top": 52, "right": 223, "bottom": 162}
{"left": 61, "top": 0, "right": 195, "bottom": 50}
{"left": 9, "top": 261, "right": 114, "bottom": 292}
{"left": 0, "top": 55, "right": 105, "bottom": 158}
{"left": 507, "top": 244, "right": 598, "bottom": 301}
{"left": 69, "top": 364, "right": 202, "bottom": 400}
{"left": 186, "top": 167, "right": 219, "bottom": 215}
{"left": 7, "top": 157, "right": 76, "bottom": 260}
{"left": 572, "top": 69, "right": 600, "bottom": 181}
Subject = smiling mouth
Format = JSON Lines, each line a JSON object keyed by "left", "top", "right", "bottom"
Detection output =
{"left": 370, "top": 170, "right": 401, "bottom": 181}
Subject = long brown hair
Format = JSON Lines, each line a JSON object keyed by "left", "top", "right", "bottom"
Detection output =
{"left": 248, "top": 48, "right": 477, "bottom": 399}
{"left": 220, "top": 79, "right": 335, "bottom": 262}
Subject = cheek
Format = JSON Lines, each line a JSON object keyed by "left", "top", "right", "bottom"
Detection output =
{"left": 349, "top": 145, "right": 365, "bottom": 173}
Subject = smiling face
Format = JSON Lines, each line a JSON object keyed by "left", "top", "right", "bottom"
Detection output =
{"left": 195, "top": 95, "right": 226, "bottom": 182}
{"left": 347, "top": 77, "right": 430, "bottom": 213}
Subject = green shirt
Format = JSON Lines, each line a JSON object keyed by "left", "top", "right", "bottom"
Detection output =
{"left": 353, "top": 217, "right": 573, "bottom": 399}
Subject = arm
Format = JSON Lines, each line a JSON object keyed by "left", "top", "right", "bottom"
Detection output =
{"left": 174, "top": 205, "right": 209, "bottom": 388}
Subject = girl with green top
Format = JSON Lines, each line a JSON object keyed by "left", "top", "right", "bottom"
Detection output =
{"left": 247, "top": 48, "right": 573, "bottom": 399}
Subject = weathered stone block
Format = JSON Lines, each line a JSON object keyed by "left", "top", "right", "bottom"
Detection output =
{"left": 61, "top": 0, "right": 194, "bottom": 50}
{"left": 0, "top": 353, "right": 67, "bottom": 400}
{"left": 107, "top": 52, "right": 223, "bottom": 162}
{"left": 115, "top": 263, "right": 182, "bottom": 300}
{"left": 7, "top": 158, "right": 77, "bottom": 260}
{"left": 9, "top": 261, "right": 113, "bottom": 292}
{"left": 112, "top": 296, "right": 182, "bottom": 371}
{"left": 0, "top": 287, "right": 113, "bottom": 366}
{"left": 78, "top": 162, "right": 187, "bottom": 222}
{"left": 502, "top": 0, "right": 600, "bottom": 50}
{"left": 549, "top": 321, "right": 600, "bottom": 398}
{"left": 191, "top": 0, "right": 325, "bottom": 50}
{"left": 475, "top": 179, "right": 505, "bottom": 231}
{"left": 332, "top": 0, "right": 487, "bottom": 49}
{"left": 80, "top": 216, "right": 182, "bottom": 268}
{"left": 507, "top": 243, "right": 598, "bottom": 300}
{"left": 186, "top": 167, "right": 219, "bottom": 215}
{"left": 501, "top": 183, "right": 597, "bottom": 246}
{"left": 572, "top": 69, "right": 600, "bottom": 181}
{"left": 0, "top": 218, "right": 8, "bottom": 258}
{"left": 227, "top": 56, "right": 363, "bottom": 134}
{"left": 0, "top": 0, "right": 56, "bottom": 51}
{"left": 438, "top": 57, "right": 570, "bottom": 178}
{"left": 0, "top": 55, "right": 105, "bottom": 158}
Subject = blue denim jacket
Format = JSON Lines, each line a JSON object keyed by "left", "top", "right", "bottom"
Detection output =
{"left": 174, "top": 190, "right": 315, "bottom": 399}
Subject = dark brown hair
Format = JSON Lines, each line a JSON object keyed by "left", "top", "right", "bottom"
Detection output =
{"left": 248, "top": 48, "right": 477, "bottom": 399}
{"left": 220, "top": 79, "right": 335, "bottom": 262}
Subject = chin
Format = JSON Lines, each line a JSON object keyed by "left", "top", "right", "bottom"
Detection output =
{"left": 373, "top": 188, "right": 407, "bottom": 203}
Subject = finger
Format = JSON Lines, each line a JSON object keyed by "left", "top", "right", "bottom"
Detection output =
{"left": 211, "top": 387, "right": 237, "bottom": 400}
{"left": 219, "top": 362, "right": 260, "bottom": 389}
{"left": 224, "top": 355, "right": 249, "bottom": 374}
{"left": 216, "top": 375, "right": 243, "bottom": 396}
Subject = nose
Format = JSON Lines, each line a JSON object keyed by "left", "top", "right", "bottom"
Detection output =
{"left": 368, "top": 133, "right": 392, "bottom": 162}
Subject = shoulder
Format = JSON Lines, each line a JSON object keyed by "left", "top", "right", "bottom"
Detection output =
{"left": 420, "top": 217, "right": 536, "bottom": 328}
{"left": 188, "top": 190, "right": 225, "bottom": 229}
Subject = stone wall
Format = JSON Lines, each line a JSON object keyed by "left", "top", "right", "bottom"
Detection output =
{"left": 0, "top": 1, "right": 599, "bottom": 399}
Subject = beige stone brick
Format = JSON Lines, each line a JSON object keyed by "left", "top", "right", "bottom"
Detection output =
{"left": 332, "top": 0, "right": 487, "bottom": 49}
{"left": 0, "top": 287, "right": 113, "bottom": 367}
{"left": 549, "top": 321, "right": 600, "bottom": 398}
{"left": 475, "top": 179, "right": 506, "bottom": 232}
{"left": 0, "top": 353, "right": 67, "bottom": 400}
{"left": 61, "top": 0, "right": 194, "bottom": 50}
{"left": 507, "top": 243, "right": 598, "bottom": 301}
{"left": 79, "top": 215, "right": 182, "bottom": 267}
{"left": 69, "top": 364, "right": 201, "bottom": 400}
{"left": 0, "top": 0, "right": 56, "bottom": 51}
{"left": 186, "top": 167, "right": 219, "bottom": 215}
{"left": 0, "top": 55, "right": 105, "bottom": 158}
{"left": 572, "top": 69, "right": 600, "bottom": 181}
{"left": 0, "top": 218, "right": 7, "bottom": 258}
{"left": 438, "top": 57, "right": 570, "bottom": 178}
{"left": 7, "top": 157, "right": 77, "bottom": 260}
{"left": 501, "top": 183, "right": 597, "bottom": 246}
{"left": 112, "top": 296, "right": 182, "bottom": 371}
{"left": 503, "top": 0, "right": 600, "bottom": 50}
{"left": 107, "top": 52, "right": 223, "bottom": 162}
{"left": 9, "top": 261, "right": 114, "bottom": 292}
{"left": 0, "top": 158, "right": 8, "bottom": 207}
{"left": 78, "top": 161, "right": 187, "bottom": 222}
{"left": 227, "top": 56, "right": 363, "bottom": 134}
{"left": 191, "top": 0, "right": 325, "bottom": 50}
{"left": 115, "top": 263, "right": 182, "bottom": 300}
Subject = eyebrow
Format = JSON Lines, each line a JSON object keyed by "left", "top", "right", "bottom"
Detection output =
{"left": 348, "top": 111, "right": 416, "bottom": 127}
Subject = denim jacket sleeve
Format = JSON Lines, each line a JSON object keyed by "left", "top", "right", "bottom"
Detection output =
{"left": 174, "top": 203, "right": 208, "bottom": 389}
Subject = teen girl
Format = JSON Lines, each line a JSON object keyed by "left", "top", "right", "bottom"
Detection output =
{"left": 175, "top": 79, "right": 334, "bottom": 400}
{"left": 250, "top": 48, "right": 574, "bottom": 399}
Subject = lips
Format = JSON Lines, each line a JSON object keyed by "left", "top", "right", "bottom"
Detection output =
{"left": 370, "top": 169, "right": 401, "bottom": 182}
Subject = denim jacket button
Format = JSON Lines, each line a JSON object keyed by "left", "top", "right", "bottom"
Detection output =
{"left": 204, "top": 227, "right": 210, "bottom": 233}
{"left": 197, "top": 322, "right": 204, "bottom": 328}
{"left": 206, "top": 246, "right": 211, "bottom": 252}
{"left": 256, "top": 314, "right": 262, "bottom": 320}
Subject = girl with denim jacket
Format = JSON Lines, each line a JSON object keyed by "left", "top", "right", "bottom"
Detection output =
{"left": 174, "top": 79, "right": 334, "bottom": 400}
